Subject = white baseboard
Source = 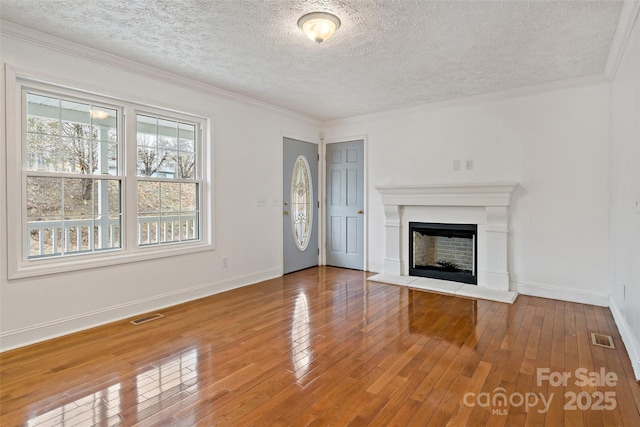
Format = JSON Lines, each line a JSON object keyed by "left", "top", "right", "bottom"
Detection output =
{"left": 0, "top": 268, "right": 280, "bottom": 352}
{"left": 609, "top": 300, "right": 640, "bottom": 381}
{"left": 366, "top": 262, "right": 384, "bottom": 274}
{"left": 513, "top": 281, "right": 610, "bottom": 307}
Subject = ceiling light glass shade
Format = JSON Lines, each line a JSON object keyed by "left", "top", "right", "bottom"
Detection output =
{"left": 298, "top": 12, "right": 341, "bottom": 43}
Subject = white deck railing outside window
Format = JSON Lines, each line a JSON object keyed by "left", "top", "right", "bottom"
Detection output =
{"left": 27, "top": 214, "right": 197, "bottom": 257}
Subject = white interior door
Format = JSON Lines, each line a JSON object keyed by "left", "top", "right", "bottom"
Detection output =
{"left": 283, "top": 138, "right": 318, "bottom": 274}
{"left": 326, "top": 140, "right": 364, "bottom": 270}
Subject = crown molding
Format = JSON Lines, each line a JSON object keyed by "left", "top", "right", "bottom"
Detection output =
{"left": 0, "top": 20, "right": 320, "bottom": 125}
{"left": 322, "top": 73, "right": 609, "bottom": 127}
{"left": 605, "top": 0, "right": 640, "bottom": 79}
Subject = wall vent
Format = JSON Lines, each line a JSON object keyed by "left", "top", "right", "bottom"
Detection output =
{"left": 130, "top": 313, "right": 164, "bottom": 326}
{"left": 591, "top": 333, "right": 615, "bottom": 349}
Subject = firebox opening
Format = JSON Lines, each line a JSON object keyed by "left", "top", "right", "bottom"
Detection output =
{"left": 409, "top": 222, "right": 478, "bottom": 285}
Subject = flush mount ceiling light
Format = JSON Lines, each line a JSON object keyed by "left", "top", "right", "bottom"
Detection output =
{"left": 298, "top": 12, "right": 341, "bottom": 43}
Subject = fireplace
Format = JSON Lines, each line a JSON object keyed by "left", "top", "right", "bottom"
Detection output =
{"left": 409, "top": 222, "right": 477, "bottom": 285}
{"left": 376, "top": 183, "right": 518, "bottom": 292}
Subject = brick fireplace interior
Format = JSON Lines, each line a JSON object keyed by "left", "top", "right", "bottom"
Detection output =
{"left": 409, "top": 222, "right": 477, "bottom": 285}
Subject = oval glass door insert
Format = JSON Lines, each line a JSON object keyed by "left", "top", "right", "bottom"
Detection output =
{"left": 291, "top": 155, "right": 313, "bottom": 251}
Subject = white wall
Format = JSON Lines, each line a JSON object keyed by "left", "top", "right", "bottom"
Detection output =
{"left": 323, "top": 82, "right": 612, "bottom": 306}
{"left": 610, "top": 6, "right": 640, "bottom": 379}
{"left": 0, "top": 30, "right": 320, "bottom": 350}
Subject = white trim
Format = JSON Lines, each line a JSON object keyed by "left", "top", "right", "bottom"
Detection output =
{"left": 0, "top": 267, "right": 280, "bottom": 352}
{"left": 376, "top": 183, "right": 518, "bottom": 291}
{"left": 323, "top": 74, "right": 609, "bottom": 126}
{"left": 0, "top": 20, "right": 319, "bottom": 125}
{"left": 605, "top": 0, "right": 640, "bottom": 79}
{"left": 609, "top": 299, "right": 640, "bottom": 380}
{"left": 0, "top": 63, "right": 8, "bottom": 286}
{"left": 1, "top": 20, "right": 612, "bottom": 127}
{"left": 513, "top": 281, "right": 610, "bottom": 307}
{"left": 5, "top": 66, "right": 215, "bottom": 280}
{"left": 376, "top": 183, "right": 519, "bottom": 207}
{"left": 9, "top": 243, "right": 214, "bottom": 280}
{"left": 367, "top": 262, "right": 384, "bottom": 274}
{"left": 7, "top": 63, "right": 211, "bottom": 121}
{"left": 5, "top": 64, "right": 21, "bottom": 280}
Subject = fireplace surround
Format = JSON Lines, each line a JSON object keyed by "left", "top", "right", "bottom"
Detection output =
{"left": 376, "top": 183, "right": 518, "bottom": 292}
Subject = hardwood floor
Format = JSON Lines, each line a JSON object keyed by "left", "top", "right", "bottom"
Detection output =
{"left": 1, "top": 266, "right": 639, "bottom": 426}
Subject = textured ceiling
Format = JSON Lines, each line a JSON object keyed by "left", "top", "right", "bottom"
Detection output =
{"left": 0, "top": 0, "right": 624, "bottom": 121}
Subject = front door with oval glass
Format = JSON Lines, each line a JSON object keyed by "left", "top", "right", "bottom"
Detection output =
{"left": 283, "top": 138, "right": 318, "bottom": 274}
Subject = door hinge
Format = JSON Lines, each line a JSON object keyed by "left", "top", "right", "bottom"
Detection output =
{"left": 318, "top": 201, "right": 320, "bottom": 208}
{"left": 318, "top": 154, "right": 320, "bottom": 161}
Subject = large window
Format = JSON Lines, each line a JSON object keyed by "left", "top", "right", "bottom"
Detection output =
{"left": 6, "top": 73, "right": 211, "bottom": 278}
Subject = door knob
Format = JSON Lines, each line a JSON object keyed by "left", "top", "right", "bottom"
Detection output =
{"left": 357, "top": 209, "right": 363, "bottom": 214}
{"left": 283, "top": 210, "right": 290, "bottom": 215}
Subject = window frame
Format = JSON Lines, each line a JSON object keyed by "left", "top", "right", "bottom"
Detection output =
{"left": 5, "top": 68, "right": 214, "bottom": 280}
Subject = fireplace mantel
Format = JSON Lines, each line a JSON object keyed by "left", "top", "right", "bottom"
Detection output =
{"left": 376, "top": 182, "right": 519, "bottom": 292}
{"left": 376, "top": 183, "right": 518, "bottom": 207}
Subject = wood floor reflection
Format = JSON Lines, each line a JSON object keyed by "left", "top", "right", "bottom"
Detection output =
{"left": 1, "top": 267, "right": 639, "bottom": 426}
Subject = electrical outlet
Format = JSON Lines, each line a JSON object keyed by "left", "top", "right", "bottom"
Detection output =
{"left": 222, "top": 256, "right": 229, "bottom": 268}
{"left": 465, "top": 159, "right": 474, "bottom": 170}
{"left": 257, "top": 197, "right": 266, "bottom": 207}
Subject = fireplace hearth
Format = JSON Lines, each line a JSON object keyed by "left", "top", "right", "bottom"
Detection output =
{"left": 409, "top": 222, "right": 477, "bottom": 285}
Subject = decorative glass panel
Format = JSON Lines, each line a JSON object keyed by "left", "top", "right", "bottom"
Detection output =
{"left": 290, "top": 155, "right": 313, "bottom": 251}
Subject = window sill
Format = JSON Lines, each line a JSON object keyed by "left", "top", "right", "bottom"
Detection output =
{"left": 8, "top": 242, "right": 215, "bottom": 280}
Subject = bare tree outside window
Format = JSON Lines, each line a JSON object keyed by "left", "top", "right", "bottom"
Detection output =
{"left": 137, "top": 147, "right": 168, "bottom": 177}
{"left": 62, "top": 122, "right": 97, "bottom": 201}
{"left": 177, "top": 154, "right": 195, "bottom": 179}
